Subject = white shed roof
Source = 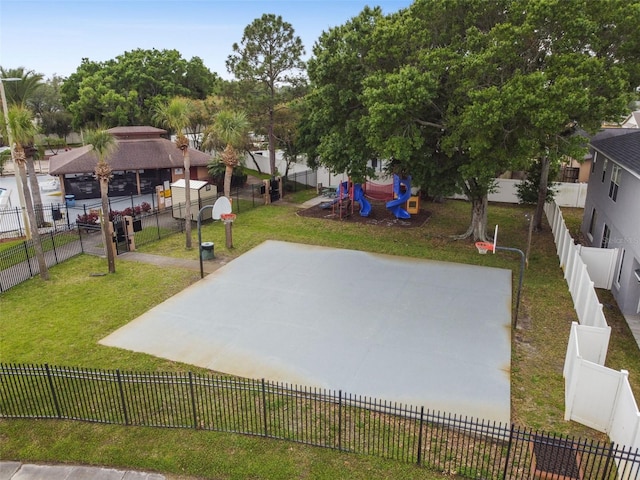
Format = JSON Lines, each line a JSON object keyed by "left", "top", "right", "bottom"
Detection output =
{"left": 170, "top": 179, "right": 211, "bottom": 190}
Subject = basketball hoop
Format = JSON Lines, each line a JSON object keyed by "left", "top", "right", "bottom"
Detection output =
{"left": 475, "top": 241, "right": 495, "bottom": 255}
{"left": 220, "top": 213, "right": 236, "bottom": 224}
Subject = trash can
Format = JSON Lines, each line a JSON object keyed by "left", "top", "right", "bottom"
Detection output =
{"left": 201, "top": 242, "right": 214, "bottom": 260}
{"left": 52, "top": 205, "right": 63, "bottom": 221}
{"left": 65, "top": 194, "right": 75, "bottom": 207}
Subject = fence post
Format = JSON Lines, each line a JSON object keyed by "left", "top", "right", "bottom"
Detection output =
{"left": 14, "top": 207, "right": 24, "bottom": 238}
{"left": 189, "top": 371, "right": 198, "bottom": 429}
{"left": 502, "top": 423, "right": 515, "bottom": 480}
{"left": 261, "top": 379, "right": 268, "bottom": 437}
{"left": 602, "top": 441, "right": 616, "bottom": 478}
{"left": 50, "top": 231, "right": 59, "bottom": 264}
{"left": 116, "top": 369, "right": 129, "bottom": 425}
{"left": 23, "top": 240, "right": 33, "bottom": 277}
{"left": 338, "top": 390, "right": 342, "bottom": 451}
{"left": 44, "top": 364, "right": 62, "bottom": 419}
{"left": 417, "top": 406, "right": 424, "bottom": 465}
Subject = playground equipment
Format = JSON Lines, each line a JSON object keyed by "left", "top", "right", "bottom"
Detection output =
{"left": 385, "top": 175, "right": 412, "bottom": 219}
{"left": 318, "top": 175, "right": 413, "bottom": 219}
{"left": 353, "top": 184, "right": 371, "bottom": 217}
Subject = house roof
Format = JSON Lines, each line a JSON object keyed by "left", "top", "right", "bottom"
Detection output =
{"left": 49, "top": 126, "right": 212, "bottom": 175}
{"left": 590, "top": 128, "right": 640, "bottom": 177}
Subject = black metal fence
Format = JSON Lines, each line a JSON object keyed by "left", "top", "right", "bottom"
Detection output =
{"left": 0, "top": 185, "right": 271, "bottom": 290}
{"left": 283, "top": 169, "right": 317, "bottom": 194}
{"left": 0, "top": 183, "right": 272, "bottom": 244}
{"left": 1, "top": 363, "right": 638, "bottom": 479}
{"left": 0, "top": 228, "right": 84, "bottom": 292}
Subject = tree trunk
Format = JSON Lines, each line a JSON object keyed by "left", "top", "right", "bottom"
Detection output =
{"left": 268, "top": 106, "right": 276, "bottom": 176}
{"left": 26, "top": 155, "right": 45, "bottom": 227}
{"left": 224, "top": 164, "right": 233, "bottom": 200}
{"left": 100, "top": 178, "right": 116, "bottom": 274}
{"left": 454, "top": 193, "right": 490, "bottom": 242}
{"left": 18, "top": 162, "right": 49, "bottom": 280}
{"left": 533, "top": 155, "right": 550, "bottom": 232}
{"left": 183, "top": 152, "right": 192, "bottom": 249}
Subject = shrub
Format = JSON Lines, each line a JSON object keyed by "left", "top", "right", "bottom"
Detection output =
{"left": 76, "top": 212, "right": 99, "bottom": 225}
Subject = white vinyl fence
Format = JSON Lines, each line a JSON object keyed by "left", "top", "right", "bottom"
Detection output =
{"left": 577, "top": 245, "right": 620, "bottom": 289}
{"left": 245, "top": 151, "right": 348, "bottom": 190}
{"left": 450, "top": 178, "right": 588, "bottom": 207}
{"left": 545, "top": 201, "right": 640, "bottom": 477}
{"left": 246, "top": 153, "right": 588, "bottom": 208}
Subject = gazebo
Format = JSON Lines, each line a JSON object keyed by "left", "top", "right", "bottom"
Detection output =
{"left": 49, "top": 126, "right": 213, "bottom": 200}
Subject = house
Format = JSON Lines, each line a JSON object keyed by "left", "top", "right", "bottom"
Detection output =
{"left": 580, "top": 128, "right": 640, "bottom": 315}
{"left": 48, "top": 126, "right": 213, "bottom": 200}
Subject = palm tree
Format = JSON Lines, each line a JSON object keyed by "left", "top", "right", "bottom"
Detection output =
{"left": 204, "top": 110, "right": 250, "bottom": 199}
{"left": 5, "top": 106, "right": 49, "bottom": 280}
{"left": 85, "top": 129, "right": 117, "bottom": 274}
{"left": 1, "top": 73, "right": 47, "bottom": 227}
{"left": 0, "top": 67, "right": 44, "bottom": 106}
{"left": 153, "top": 97, "right": 194, "bottom": 249}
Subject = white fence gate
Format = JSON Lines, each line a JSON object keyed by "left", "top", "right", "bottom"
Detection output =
{"left": 577, "top": 245, "right": 620, "bottom": 289}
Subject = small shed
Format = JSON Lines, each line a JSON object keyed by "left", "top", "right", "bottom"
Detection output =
{"left": 170, "top": 179, "right": 218, "bottom": 221}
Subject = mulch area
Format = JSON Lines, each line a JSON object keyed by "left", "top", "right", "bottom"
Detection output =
{"left": 296, "top": 198, "right": 431, "bottom": 228}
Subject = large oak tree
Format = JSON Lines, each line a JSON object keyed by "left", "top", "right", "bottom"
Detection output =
{"left": 61, "top": 49, "right": 220, "bottom": 129}
{"left": 301, "top": 0, "right": 639, "bottom": 241}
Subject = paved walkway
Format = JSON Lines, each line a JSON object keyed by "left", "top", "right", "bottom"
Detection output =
{"left": 0, "top": 461, "right": 165, "bottom": 480}
{"left": 117, "top": 250, "right": 226, "bottom": 275}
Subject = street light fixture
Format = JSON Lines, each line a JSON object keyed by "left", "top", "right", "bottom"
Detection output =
{"left": 0, "top": 76, "right": 31, "bottom": 239}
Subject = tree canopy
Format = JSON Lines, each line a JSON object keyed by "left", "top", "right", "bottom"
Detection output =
{"left": 226, "top": 14, "right": 306, "bottom": 175}
{"left": 0, "top": 67, "right": 44, "bottom": 106}
{"left": 60, "top": 49, "right": 220, "bottom": 130}
{"left": 301, "top": 0, "right": 640, "bottom": 240}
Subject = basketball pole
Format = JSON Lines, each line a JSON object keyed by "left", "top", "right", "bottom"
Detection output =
{"left": 492, "top": 224, "right": 525, "bottom": 329}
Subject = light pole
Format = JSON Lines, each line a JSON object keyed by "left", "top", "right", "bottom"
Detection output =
{"left": 0, "top": 77, "right": 31, "bottom": 239}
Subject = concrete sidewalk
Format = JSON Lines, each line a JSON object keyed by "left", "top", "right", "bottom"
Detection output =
{"left": 117, "top": 251, "right": 226, "bottom": 275}
{"left": 0, "top": 461, "right": 165, "bottom": 479}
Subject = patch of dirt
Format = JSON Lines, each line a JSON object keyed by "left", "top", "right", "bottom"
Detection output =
{"left": 296, "top": 199, "right": 432, "bottom": 228}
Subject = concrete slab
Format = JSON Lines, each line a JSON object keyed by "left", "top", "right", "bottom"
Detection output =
{"left": 0, "top": 462, "right": 21, "bottom": 480}
{"left": 9, "top": 464, "right": 76, "bottom": 480}
{"left": 101, "top": 240, "right": 512, "bottom": 423}
{"left": 65, "top": 466, "right": 127, "bottom": 479}
{"left": 0, "top": 463, "right": 166, "bottom": 480}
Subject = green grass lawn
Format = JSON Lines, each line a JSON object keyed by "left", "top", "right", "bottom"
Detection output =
{"left": 2, "top": 196, "right": 639, "bottom": 479}
{"left": 0, "top": 229, "right": 80, "bottom": 267}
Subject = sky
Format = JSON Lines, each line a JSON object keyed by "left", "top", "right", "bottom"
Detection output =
{"left": 1, "top": 0, "right": 413, "bottom": 81}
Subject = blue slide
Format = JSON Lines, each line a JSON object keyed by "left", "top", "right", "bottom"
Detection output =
{"left": 353, "top": 183, "right": 371, "bottom": 217}
{"left": 386, "top": 175, "right": 412, "bottom": 219}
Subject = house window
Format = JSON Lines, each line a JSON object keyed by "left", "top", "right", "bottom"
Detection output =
{"left": 601, "top": 224, "right": 611, "bottom": 248}
{"left": 609, "top": 164, "right": 621, "bottom": 201}
{"left": 588, "top": 208, "right": 597, "bottom": 239}
{"left": 591, "top": 154, "right": 597, "bottom": 174}
{"left": 616, "top": 249, "right": 626, "bottom": 286}
{"left": 601, "top": 159, "right": 608, "bottom": 182}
